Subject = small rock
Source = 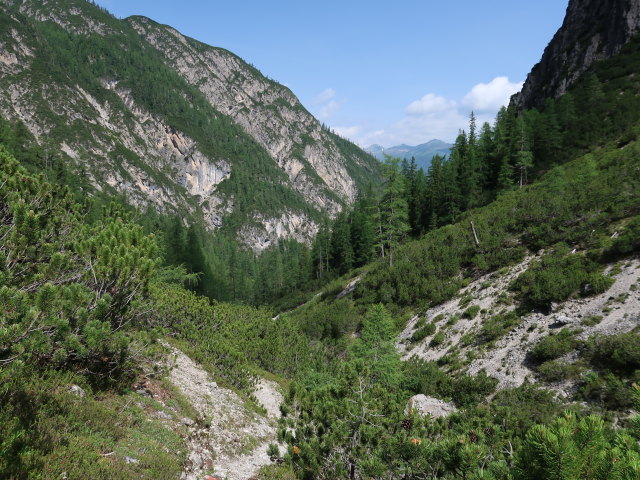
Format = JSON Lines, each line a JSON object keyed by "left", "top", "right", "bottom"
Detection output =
{"left": 182, "top": 417, "right": 195, "bottom": 426}
{"left": 68, "top": 385, "right": 85, "bottom": 397}
{"left": 136, "top": 389, "right": 150, "bottom": 397}
{"left": 208, "top": 382, "right": 217, "bottom": 389}
{"left": 124, "top": 456, "right": 139, "bottom": 464}
{"left": 156, "top": 410, "right": 172, "bottom": 420}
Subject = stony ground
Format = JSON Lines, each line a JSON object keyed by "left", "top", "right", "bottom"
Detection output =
{"left": 163, "top": 345, "right": 283, "bottom": 480}
{"left": 398, "top": 256, "right": 640, "bottom": 393}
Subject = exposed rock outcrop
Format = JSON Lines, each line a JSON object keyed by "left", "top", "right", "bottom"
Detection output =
{"left": 512, "top": 0, "right": 640, "bottom": 110}
{"left": 0, "top": 0, "right": 380, "bottom": 250}
{"left": 404, "top": 395, "right": 458, "bottom": 419}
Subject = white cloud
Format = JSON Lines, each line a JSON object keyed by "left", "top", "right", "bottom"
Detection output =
{"left": 405, "top": 93, "right": 456, "bottom": 116}
{"left": 332, "top": 125, "right": 362, "bottom": 138}
{"left": 319, "top": 99, "right": 341, "bottom": 119}
{"left": 462, "top": 76, "right": 523, "bottom": 113}
{"left": 323, "top": 77, "right": 523, "bottom": 148}
{"left": 311, "top": 88, "right": 343, "bottom": 119}
{"left": 313, "top": 88, "right": 336, "bottom": 105}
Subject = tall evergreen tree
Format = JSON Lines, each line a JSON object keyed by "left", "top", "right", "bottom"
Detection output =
{"left": 378, "top": 157, "right": 409, "bottom": 267}
{"left": 330, "top": 211, "right": 354, "bottom": 274}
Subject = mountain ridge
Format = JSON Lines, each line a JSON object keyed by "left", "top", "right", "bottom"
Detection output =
{"left": 365, "top": 139, "right": 452, "bottom": 170}
{"left": 512, "top": 0, "right": 640, "bottom": 110}
{"left": 0, "top": 0, "right": 381, "bottom": 250}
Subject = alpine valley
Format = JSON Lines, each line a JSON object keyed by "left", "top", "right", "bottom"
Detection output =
{"left": 2, "top": 0, "right": 640, "bottom": 480}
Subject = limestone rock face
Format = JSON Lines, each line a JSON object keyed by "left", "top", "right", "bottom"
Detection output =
{"left": 0, "top": 0, "right": 380, "bottom": 250}
{"left": 512, "top": 0, "right": 640, "bottom": 110}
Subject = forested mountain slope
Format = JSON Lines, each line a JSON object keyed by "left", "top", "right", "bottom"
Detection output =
{"left": 3, "top": 0, "right": 640, "bottom": 479}
{"left": 0, "top": 0, "right": 380, "bottom": 250}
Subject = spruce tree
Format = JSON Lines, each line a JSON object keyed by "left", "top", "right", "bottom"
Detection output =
{"left": 378, "top": 156, "right": 409, "bottom": 267}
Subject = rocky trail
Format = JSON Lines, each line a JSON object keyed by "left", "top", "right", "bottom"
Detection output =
{"left": 164, "top": 345, "right": 283, "bottom": 480}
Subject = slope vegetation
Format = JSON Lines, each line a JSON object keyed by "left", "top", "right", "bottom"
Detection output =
{"left": 0, "top": 0, "right": 380, "bottom": 248}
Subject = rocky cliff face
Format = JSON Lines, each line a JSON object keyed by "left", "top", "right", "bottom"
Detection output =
{"left": 127, "top": 17, "right": 359, "bottom": 216}
{"left": 512, "top": 0, "right": 640, "bottom": 110}
{"left": 0, "top": 0, "right": 380, "bottom": 250}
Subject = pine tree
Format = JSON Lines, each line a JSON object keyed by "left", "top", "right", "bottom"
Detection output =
{"left": 516, "top": 117, "right": 534, "bottom": 188}
{"left": 378, "top": 156, "right": 409, "bottom": 267}
{"left": 423, "top": 154, "right": 446, "bottom": 230}
{"left": 330, "top": 211, "right": 354, "bottom": 274}
{"left": 350, "top": 191, "right": 376, "bottom": 267}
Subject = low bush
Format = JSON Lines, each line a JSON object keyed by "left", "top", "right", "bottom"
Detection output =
{"left": 512, "top": 244, "right": 613, "bottom": 311}
{"left": 606, "top": 215, "right": 640, "bottom": 257}
{"left": 462, "top": 305, "right": 481, "bottom": 319}
{"left": 583, "top": 332, "right": 640, "bottom": 374}
{"left": 430, "top": 331, "right": 445, "bottom": 347}
{"left": 536, "top": 360, "right": 582, "bottom": 382}
{"left": 530, "top": 329, "right": 580, "bottom": 363}
{"left": 453, "top": 371, "right": 498, "bottom": 407}
{"left": 410, "top": 322, "right": 436, "bottom": 342}
{"left": 480, "top": 311, "right": 521, "bottom": 343}
{"left": 578, "top": 372, "right": 634, "bottom": 409}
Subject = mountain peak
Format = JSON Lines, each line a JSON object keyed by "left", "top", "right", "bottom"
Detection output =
{"left": 512, "top": 0, "right": 640, "bottom": 110}
{"left": 365, "top": 140, "right": 452, "bottom": 170}
{"left": 0, "top": 0, "right": 381, "bottom": 251}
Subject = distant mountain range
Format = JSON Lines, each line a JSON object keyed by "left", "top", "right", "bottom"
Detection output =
{"left": 365, "top": 139, "right": 452, "bottom": 171}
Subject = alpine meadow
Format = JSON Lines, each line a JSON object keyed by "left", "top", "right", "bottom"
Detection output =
{"left": 1, "top": 0, "right": 640, "bottom": 479}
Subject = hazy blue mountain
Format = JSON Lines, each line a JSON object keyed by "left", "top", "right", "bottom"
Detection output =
{"left": 365, "top": 139, "right": 452, "bottom": 170}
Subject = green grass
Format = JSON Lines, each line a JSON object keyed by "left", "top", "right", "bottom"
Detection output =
{"left": 0, "top": 368, "right": 186, "bottom": 480}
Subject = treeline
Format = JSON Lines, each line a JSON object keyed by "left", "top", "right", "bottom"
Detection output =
{"left": 310, "top": 36, "right": 640, "bottom": 280}
{"left": 145, "top": 212, "right": 315, "bottom": 305}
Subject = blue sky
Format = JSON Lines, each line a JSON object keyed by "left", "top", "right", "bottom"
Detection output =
{"left": 95, "top": 0, "right": 568, "bottom": 147}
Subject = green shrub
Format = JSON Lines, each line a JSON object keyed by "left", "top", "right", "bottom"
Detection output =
{"left": 583, "top": 332, "right": 640, "bottom": 374}
{"left": 513, "top": 245, "right": 611, "bottom": 311}
{"left": 480, "top": 311, "right": 521, "bottom": 343}
{"left": 430, "top": 331, "right": 445, "bottom": 347}
{"left": 607, "top": 215, "right": 640, "bottom": 256}
{"left": 579, "top": 372, "right": 634, "bottom": 409}
{"left": 257, "top": 465, "right": 297, "bottom": 480}
{"left": 0, "top": 151, "right": 159, "bottom": 381}
{"left": 530, "top": 329, "right": 580, "bottom": 363}
{"left": 401, "top": 358, "right": 453, "bottom": 398}
{"left": 453, "top": 371, "right": 498, "bottom": 407}
{"left": 536, "top": 360, "right": 582, "bottom": 382}
{"left": 581, "top": 315, "right": 603, "bottom": 326}
{"left": 462, "top": 305, "right": 481, "bottom": 319}
{"left": 267, "top": 443, "right": 280, "bottom": 457}
{"left": 458, "top": 295, "right": 474, "bottom": 307}
{"left": 410, "top": 322, "right": 436, "bottom": 343}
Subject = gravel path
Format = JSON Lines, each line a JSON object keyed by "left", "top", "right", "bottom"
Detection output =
{"left": 164, "top": 345, "right": 283, "bottom": 480}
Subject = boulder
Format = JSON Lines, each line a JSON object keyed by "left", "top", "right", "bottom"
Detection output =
{"left": 404, "top": 394, "right": 457, "bottom": 419}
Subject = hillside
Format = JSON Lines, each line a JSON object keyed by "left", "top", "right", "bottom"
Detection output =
{"left": 3, "top": 0, "right": 640, "bottom": 479}
{"left": 0, "top": 0, "right": 380, "bottom": 250}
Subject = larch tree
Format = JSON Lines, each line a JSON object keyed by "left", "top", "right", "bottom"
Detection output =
{"left": 378, "top": 156, "right": 409, "bottom": 267}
